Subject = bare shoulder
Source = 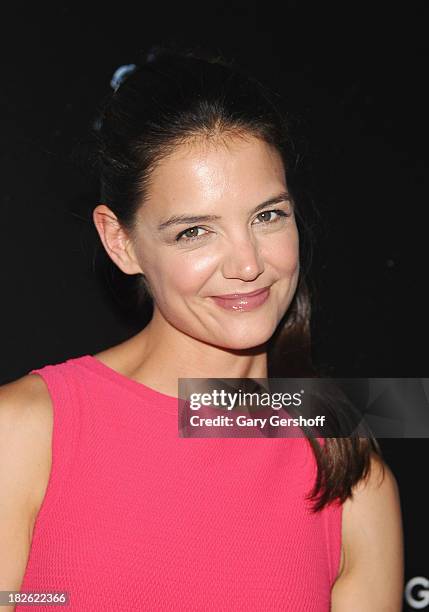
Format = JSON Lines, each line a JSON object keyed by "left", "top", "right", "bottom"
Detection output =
{"left": 0, "top": 373, "right": 53, "bottom": 595}
{"left": 331, "top": 453, "right": 404, "bottom": 611}
{"left": 0, "top": 372, "right": 53, "bottom": 523}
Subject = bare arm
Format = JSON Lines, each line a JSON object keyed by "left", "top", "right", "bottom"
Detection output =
{"left": 0, "top": 374, "right": 53, "bottom": 611}
{"left": 331, "top": 453, "right": 404, "bottom": 611}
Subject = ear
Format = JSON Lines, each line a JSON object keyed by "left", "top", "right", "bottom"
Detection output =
{"left": 92, "top": 204, "right": 143, "bottom": 275}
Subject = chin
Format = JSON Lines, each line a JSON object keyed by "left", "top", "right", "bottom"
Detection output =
{"left": 217, "top": 327, "right": 275, "bottom": 351}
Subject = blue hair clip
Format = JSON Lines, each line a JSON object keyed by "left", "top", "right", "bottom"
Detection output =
{"left": 110, "top": 63, "right": 137, "bottom": 92}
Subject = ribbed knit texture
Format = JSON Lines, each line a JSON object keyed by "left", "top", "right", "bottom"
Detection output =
{"left": 19, "top": 354, "right": 342, "bottom": 611}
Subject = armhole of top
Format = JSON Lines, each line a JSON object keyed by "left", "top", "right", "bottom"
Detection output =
{"left": 306, "top": 437, "right": 343, "bottom": 586}
{"left": 26, "top": 364, "right": 80, "bottom": 540}
{"left": 323, "top": 497, "right": 343, "bottom": 587}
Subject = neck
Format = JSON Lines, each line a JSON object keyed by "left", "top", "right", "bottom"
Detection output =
{"left": 123, "top": 308, "right": 269, "bottom": 397}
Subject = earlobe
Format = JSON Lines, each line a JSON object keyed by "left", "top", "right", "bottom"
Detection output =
{"left": 92, "top": 204, "right": 143, "bottom": 276}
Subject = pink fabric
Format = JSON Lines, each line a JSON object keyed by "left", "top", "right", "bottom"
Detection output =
{"left": 19, "top": 354, "right": 342, "bottom": 611}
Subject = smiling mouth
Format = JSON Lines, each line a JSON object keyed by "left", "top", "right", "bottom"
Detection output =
{"left": 210, "top": 286, "right": 271, "bottom": 312}
{"left": 212, "top": 286, "right": 271, "bottom": 299}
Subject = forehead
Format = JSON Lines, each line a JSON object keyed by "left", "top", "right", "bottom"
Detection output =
{"left": 144, "top": 136, "right": 287, "bottom": 210}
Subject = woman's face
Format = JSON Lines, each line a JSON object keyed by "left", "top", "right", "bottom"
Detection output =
{"left": 129, "top": 135, "right": 300, "bottom": 350}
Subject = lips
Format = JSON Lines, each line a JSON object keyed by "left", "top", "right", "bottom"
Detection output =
{"left": 210, "top": 286, "right": 271, "bottom": 312}
{"left": 212, "top": 286, "right": 271, "bottom": 299}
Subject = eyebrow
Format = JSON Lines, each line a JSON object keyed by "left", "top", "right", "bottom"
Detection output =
{"left": 156, "top": 191, "right": 292, "bottom": 231}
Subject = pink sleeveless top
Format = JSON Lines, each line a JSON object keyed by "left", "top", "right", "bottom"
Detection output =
{"left": 19, "top": 354, "right": 342, "bottom": 611}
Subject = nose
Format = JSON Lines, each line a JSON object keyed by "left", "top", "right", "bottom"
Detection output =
{"left": 221, "top": 233, "right": 265, "bottom": 281}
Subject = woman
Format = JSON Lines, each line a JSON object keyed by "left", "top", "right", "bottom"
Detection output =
{"left": 0, "top": 44, "right": 403, "bottom": 610}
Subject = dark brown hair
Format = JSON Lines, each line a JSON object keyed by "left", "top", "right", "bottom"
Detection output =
{"left": 90, "top": 42, "right": 384, "bottom": 512}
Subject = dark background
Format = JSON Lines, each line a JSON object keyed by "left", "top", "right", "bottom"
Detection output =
{"left": 1, "top": 2, "right": 427, "bottom": 609}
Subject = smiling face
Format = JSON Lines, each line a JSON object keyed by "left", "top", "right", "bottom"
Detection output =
{"left": 126, "top": 134, "right": 300, "bottom": 350}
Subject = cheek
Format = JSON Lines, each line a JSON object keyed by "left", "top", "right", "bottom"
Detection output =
{"left": 265, "top": 231, "right": 300, "bottom": 276}
{"left": 148, "top": 252, "right": 218, "bottom": 299}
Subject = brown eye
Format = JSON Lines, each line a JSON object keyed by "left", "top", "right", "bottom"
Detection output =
{"left": 176, "top": 226, "right": 208, "bottom": 242}
{"left": 258, "top": 211, "right": 273, "bottom": 222}
{"left": 254, "top": 210, "right": 289, "bottom": 224}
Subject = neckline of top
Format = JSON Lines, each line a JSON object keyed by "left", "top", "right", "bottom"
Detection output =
{"left": 74, "top": 354, "right": 179, "bottom": 415}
